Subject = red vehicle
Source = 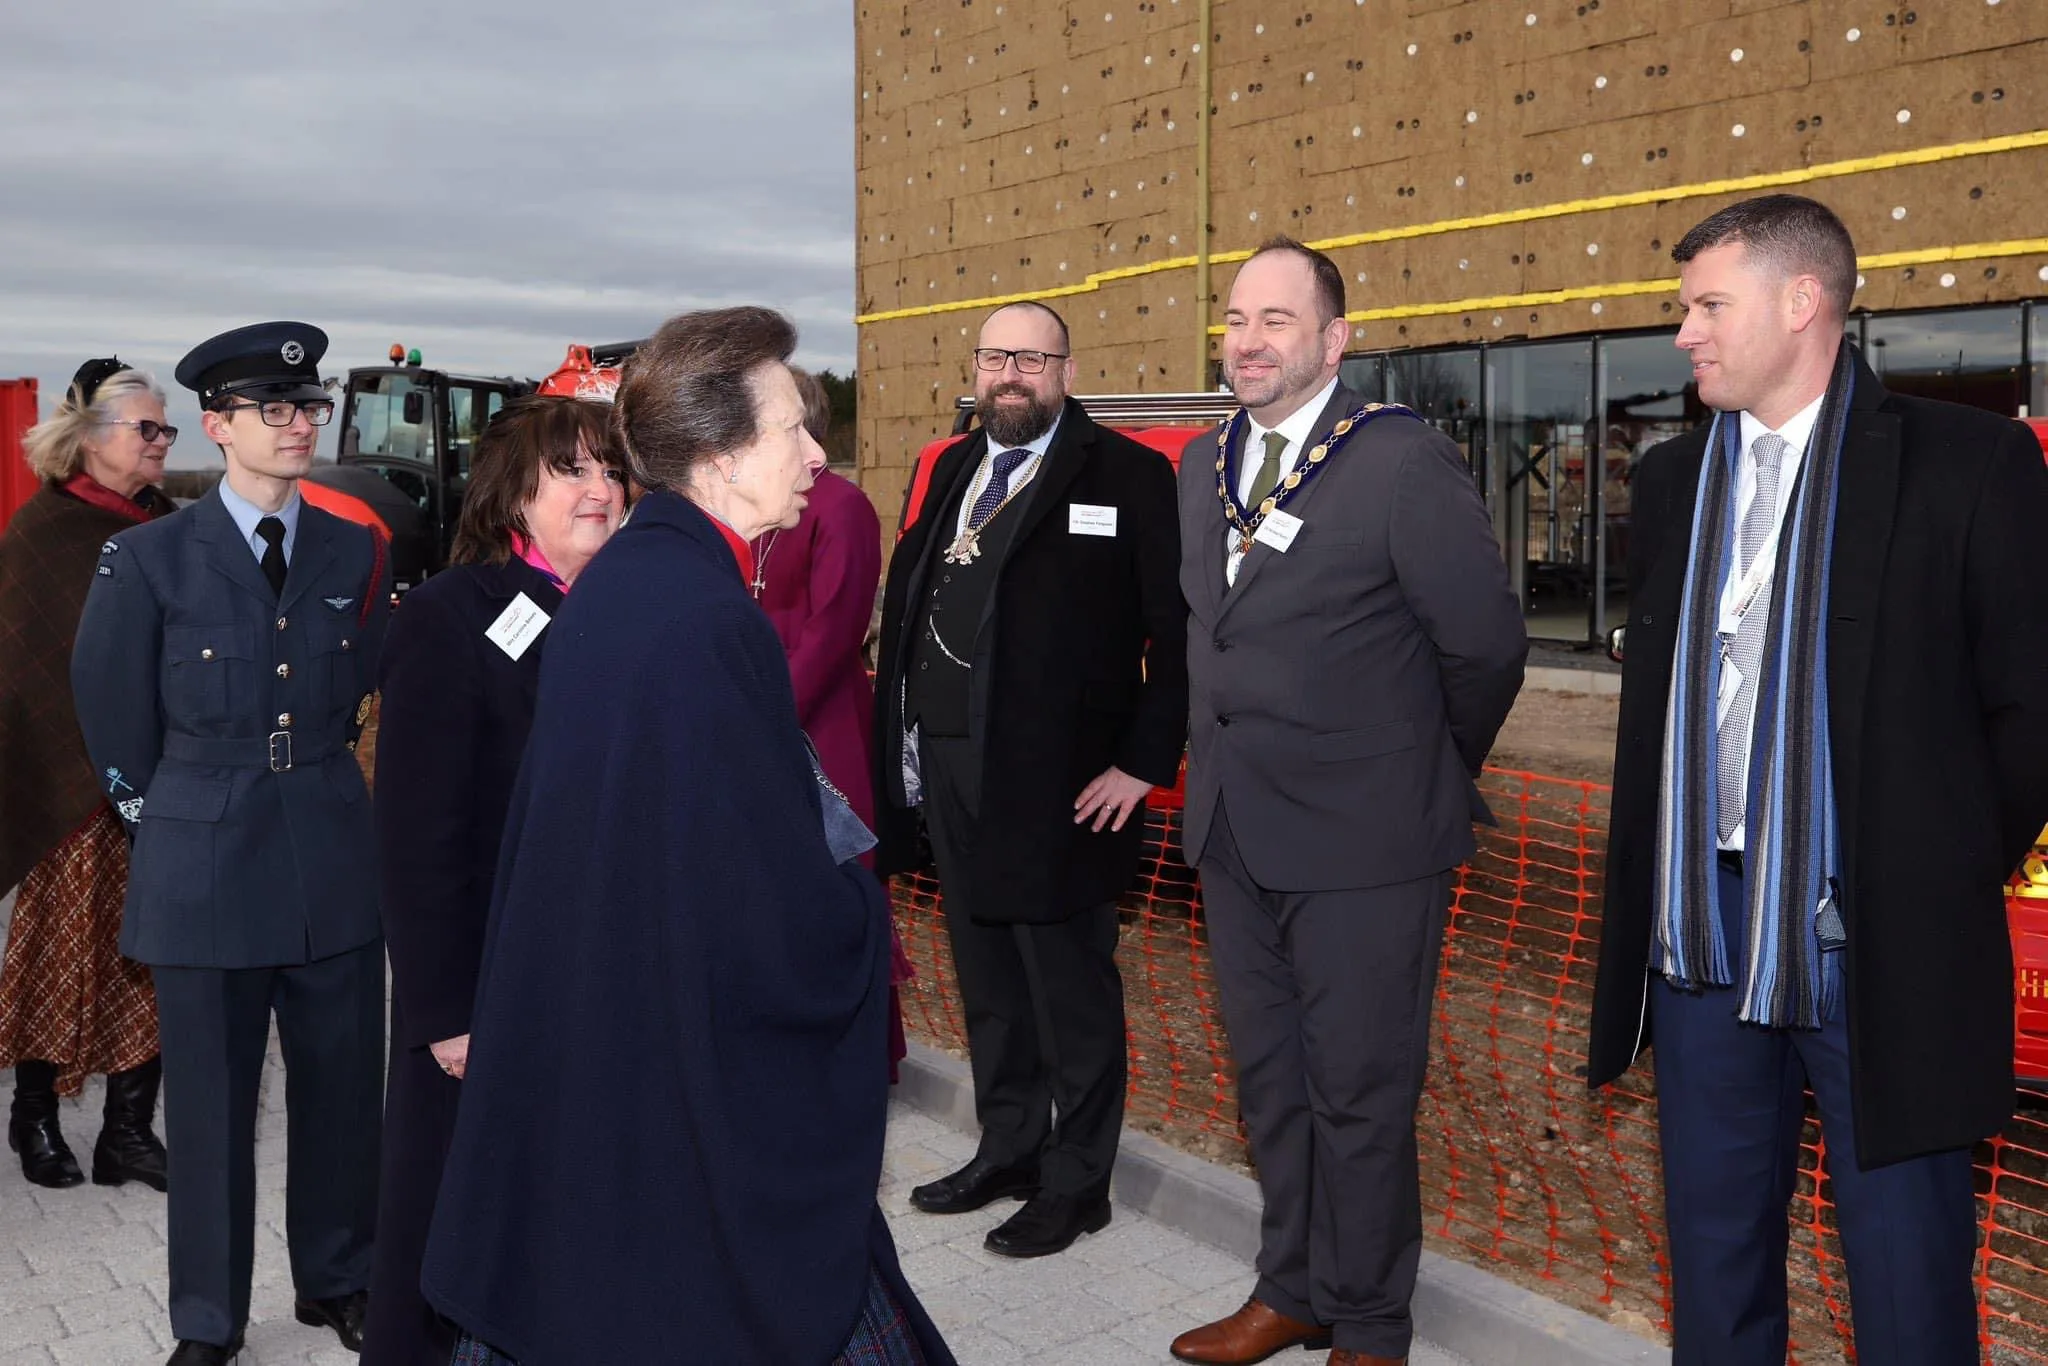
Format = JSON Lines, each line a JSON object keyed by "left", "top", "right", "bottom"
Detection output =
{"left": 2009, "top": 419, "right": 2048, "bottom": 1085}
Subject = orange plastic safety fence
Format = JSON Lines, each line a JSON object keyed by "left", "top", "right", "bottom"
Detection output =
{"left": 890, "top": 767, "right": 2048, "bottom": 1364}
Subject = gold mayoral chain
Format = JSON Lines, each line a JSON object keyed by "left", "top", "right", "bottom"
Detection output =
{"left": 1215, "top": 402, "right": 1413, "bottom": 554}
{"left": 943, "top": 456, "right": 1034, "bottom": 566}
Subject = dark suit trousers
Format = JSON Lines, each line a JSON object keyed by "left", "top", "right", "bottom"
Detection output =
{"left": 920, "top": 736, "right": 1127, "bottom": 1197}
{"left": 1650, "top": 862, "right": 1976, "bottom": 1366}
{"left": 153, "top": 942, "right": 384, "bottom": 1347}
{"left": 361, "top": 995, "right": 463, "bottom": 1366}
{"left": 1200, "top": 800, "right": 1450, "bottom": 1361}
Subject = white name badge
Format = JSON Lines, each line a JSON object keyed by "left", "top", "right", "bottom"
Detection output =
{"left": 485, "top": 592, "right": 551, "bottom": 661}
{"left": 1068, "top": 503, "right": 1118, "bottom": 536}
{"left": 1253, "top": 508, "right": 1304, "bottom": 553}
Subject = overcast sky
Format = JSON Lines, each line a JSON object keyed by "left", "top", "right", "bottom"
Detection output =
{"left": 1, "top": 1, "right": 854, "bottom": 466}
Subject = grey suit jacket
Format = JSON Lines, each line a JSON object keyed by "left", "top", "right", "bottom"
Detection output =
{"left": 1178, "top": 382, "right": 1527, "bottom": 892}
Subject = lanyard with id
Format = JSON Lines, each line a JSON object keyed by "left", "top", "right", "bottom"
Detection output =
{"left": 1713, "top": 490, "right": 1787, "bottom": 731}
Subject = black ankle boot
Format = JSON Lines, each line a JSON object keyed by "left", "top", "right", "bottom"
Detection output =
{"left": 93, "top": 1056, "right": 167, "bottom": 1192}
{"left": 9, "top": 1060, "right": 83, "bottom": 1188}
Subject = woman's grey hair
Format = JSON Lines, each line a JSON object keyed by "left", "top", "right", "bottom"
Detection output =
{"left": 21, "top": 368, "right": 168, "bottom": 482}
{"left": 611, "top": 306, "right": 798, "bottom": 494}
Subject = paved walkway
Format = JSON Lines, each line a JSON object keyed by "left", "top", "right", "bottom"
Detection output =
{"left": 0, "top": 889, "right": 1469, "bottom": 1364}
{"left": 0, "top": 1073, "right": 1472, "bottom": 1365}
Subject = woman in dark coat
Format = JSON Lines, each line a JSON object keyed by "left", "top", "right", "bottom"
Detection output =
{"left": 422, "top": 307, "right": 954, "bottom": 1366}
{"left": 0, "top": 358, "right": 175, "bottom": 1191}
{"left": 361, "top": 397, "right": 626, "bottom": 1366}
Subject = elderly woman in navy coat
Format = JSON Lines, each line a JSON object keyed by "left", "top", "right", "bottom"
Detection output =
{"left": 422, "top": 307, "right": 954, "bottom": 1366}
{"left": 361, "top": 397, "right": 626, "bottom": 1366}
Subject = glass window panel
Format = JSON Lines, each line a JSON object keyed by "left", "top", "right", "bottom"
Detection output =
{"left": 1486, "top": 341, "right": 1594, "bottom": 642}
{"left": 340, "top": 373, "right": 436, "bottom": 464}
{"left": 2030, "top": 305, "right": 2048, "bottom": 417}
{"left": 1864, "top": 306, "right": 2022, "bottom": 414}
{"left": 1338, "top": 354, "right": 1386, "bottom": 403}
{"left": 1598, "top": 330, "right": 1705, "bottom": 633}
{"left": 1384, "top": 349, "right": 1482, "bottom": 474}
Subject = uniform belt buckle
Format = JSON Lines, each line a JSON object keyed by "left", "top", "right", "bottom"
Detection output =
{"left": 268, "top": 731, "right": 293, "bottom": 773}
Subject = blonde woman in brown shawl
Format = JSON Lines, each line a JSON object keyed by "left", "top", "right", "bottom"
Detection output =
{"left": 0, "top": 358, "right": 176, "bottom": 1190}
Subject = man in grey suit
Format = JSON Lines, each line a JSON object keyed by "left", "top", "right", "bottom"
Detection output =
{"left": 1168, "top": 239, "right": 1526, "bottom": 1366}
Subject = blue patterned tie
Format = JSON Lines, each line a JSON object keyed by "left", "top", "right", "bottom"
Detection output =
{"left": 967, "top": 448, "right": 1032, "bottom": 532}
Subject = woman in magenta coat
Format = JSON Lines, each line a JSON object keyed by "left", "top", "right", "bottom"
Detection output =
{"left": 753, "top": 370, "right": 911, "bottom": 1074}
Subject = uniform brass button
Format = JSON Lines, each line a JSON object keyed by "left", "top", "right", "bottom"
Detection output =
{"left": 276, "top": 712, "right": 293, "bottom": 728}
{"left": 340, "top": 638, "right": 352, "bottom": 651}
{"left": 276, "top": 617, "right": 288, "bottom": 631}
{"left": 276, "top": 663, "right": 291, "bottom": 679}
{"left": 201, "top": 648, "right": 215, "bottom": 661}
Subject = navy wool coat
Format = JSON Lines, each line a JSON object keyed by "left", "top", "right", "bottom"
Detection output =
{"left": 420, "top": 491, "right": 953, "bottom": 1366}
{"left": 365, "top": 556, "right": 562, "bottom": 1366}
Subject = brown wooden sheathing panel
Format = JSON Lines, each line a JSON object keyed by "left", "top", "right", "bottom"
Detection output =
{"left": 854, "top": 0, "right": 2048, "bottom": 534}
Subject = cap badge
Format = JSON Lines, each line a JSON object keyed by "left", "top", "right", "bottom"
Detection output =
{"left": 281, "top": 340, "right": 306, "bottom": 365}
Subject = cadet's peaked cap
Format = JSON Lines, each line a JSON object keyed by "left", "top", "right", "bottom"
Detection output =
{"left": 176, "top": 322, "right": 329, "bottom": 406}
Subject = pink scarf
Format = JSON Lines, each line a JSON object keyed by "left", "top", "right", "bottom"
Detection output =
{"left": 509, "top": 532, "right": 569, "bottom": 593}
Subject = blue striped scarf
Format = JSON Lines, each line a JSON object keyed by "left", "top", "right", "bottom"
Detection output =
{"left": 1652, "top": 343, "right": 1854, "bottom": 1029}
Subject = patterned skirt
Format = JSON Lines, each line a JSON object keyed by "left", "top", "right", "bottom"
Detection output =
{"left": 448, "top": 1266, "right": 930, "bottom": 1366}
{"left": 0, "top": 808, "right": 157, "bottom": 1094}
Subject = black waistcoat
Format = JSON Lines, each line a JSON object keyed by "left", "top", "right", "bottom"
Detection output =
{"left": 905, "top": 467, "right": 1037, "bottom": 737}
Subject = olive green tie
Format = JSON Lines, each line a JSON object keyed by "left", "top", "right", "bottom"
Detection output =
{"left": 1247, "top": 430, "right": 1289, "bottom": 510}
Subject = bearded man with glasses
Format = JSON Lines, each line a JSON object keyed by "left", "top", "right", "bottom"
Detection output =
{"left": 71, "top": 321, "right": 391, "bottom": 1366}
{"left": 874, "top": 300, "right": 1188, "bottom": 1259}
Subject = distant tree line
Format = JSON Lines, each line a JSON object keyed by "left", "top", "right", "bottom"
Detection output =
{"left": 815, "top": 369, "right": 857, "bottom": 467}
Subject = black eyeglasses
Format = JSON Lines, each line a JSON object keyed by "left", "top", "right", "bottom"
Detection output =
{"left": 973, "top": 347, "right": 1069, "bottom": 374}
{"left": 219, "top": 399, "right": 336, "bottom": 427}
{"left": 100, "top": 418, "right": 178, "bottom": 446}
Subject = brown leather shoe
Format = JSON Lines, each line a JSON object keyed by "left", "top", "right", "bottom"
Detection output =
{"left": 1328, "top": 1351, "right": 1407, "bottom": 1366}
{"left": 1169, "top": 1297, "right": 1332, "bottom": 1364}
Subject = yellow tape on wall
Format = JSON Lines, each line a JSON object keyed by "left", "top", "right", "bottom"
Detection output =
{"left": 1181, "top": 236, "right": 2048, "bottom": 335}
{"left": 854, "top": 130, "right": 2048, "bottom": 328}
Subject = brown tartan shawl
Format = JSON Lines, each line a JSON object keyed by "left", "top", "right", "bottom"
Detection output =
{"left": 0, "top": 481, "right": 172, "bottom": 892}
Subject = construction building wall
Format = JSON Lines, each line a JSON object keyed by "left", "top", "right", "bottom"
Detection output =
{"left": 853, "top": 0, "right": 2048, "bottom": 540}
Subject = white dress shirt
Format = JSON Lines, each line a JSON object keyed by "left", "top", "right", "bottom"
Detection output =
{"left": 1224, "top": 373, "right": 1340, "bottom": 586}
{"left": 1716, "top": 392, "right": 1824, "bottom": 852}
{"left": 216, "top": 478, "right": 303, "bottom": 566}
{"left": 951, "top": 411, "right": 1063, "bottom": 544}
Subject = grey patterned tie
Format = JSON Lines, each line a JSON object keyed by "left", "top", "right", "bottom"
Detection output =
{"left": 1716, "top": 432, "right": 1787, "bottom": 843}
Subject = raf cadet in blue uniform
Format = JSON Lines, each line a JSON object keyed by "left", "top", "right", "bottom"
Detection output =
{"left": 71, "top": 322, "right": 390, "bottom": 1366}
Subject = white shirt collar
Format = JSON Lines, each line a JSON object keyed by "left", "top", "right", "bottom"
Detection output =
{"left": 1247, "top": 373, "right": 1342, "bottom": 456}
{"left": 1737, "top": 392, "right": 1825, "bottom": 465}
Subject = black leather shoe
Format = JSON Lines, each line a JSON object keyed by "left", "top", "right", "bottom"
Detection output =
{"left": 295, "top": 1289, "right": 369, "bottom": 1351}
{"left": 909, "top": 1154, "right": 1040, "bottom": 1215}
{"left": 165, "top": 1333, "right": 243, "bottom": 1364}
{"left": 9, "top": 1061, "right": 83, "bottom": 1189}
{"left": 93, "top": 1056, "right": 167, "bottom": 1191}
{"left": 984, "top": 1191, "right": 1112, "bottom": 1258}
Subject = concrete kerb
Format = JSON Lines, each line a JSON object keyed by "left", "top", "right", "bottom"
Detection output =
{"left": 895, "top": 1041, "right": 1671, "bottom": 1366}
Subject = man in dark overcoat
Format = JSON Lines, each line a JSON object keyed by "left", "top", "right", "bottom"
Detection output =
{"left": 71, "top": 322, "right": 390, "bottom": 1366}
{"left": 873, "top": 301, "right": 1188, "bottom": 1258}
{"left": 1587, "top": 195, "right": 2048, "bottom": 1365}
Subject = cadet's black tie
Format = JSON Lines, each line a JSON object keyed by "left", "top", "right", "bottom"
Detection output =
{"left": 255, "top": 516, "right": 287, "bottom": 598}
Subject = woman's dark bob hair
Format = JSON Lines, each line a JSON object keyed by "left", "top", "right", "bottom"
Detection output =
{"left": 449, "top": 395, "right": 625, "bottom": 567}
{"left": 611, "top": 306, "right": 798, "bottom": 493}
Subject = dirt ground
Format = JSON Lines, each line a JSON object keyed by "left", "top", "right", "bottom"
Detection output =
{"left": 1488, "top": 684, "right": 1621, "bottom": 786}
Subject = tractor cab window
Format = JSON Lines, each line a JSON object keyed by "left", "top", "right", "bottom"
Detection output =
{"left": 342, "top": 373, "right": 437, "bottom": 464}
{"left": 447, "top": 385, "right": 499, "bottom": 479}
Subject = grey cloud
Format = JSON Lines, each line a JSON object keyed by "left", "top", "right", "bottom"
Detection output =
{"left": 1, "top": 0, "right": 854, "bottom": 467}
